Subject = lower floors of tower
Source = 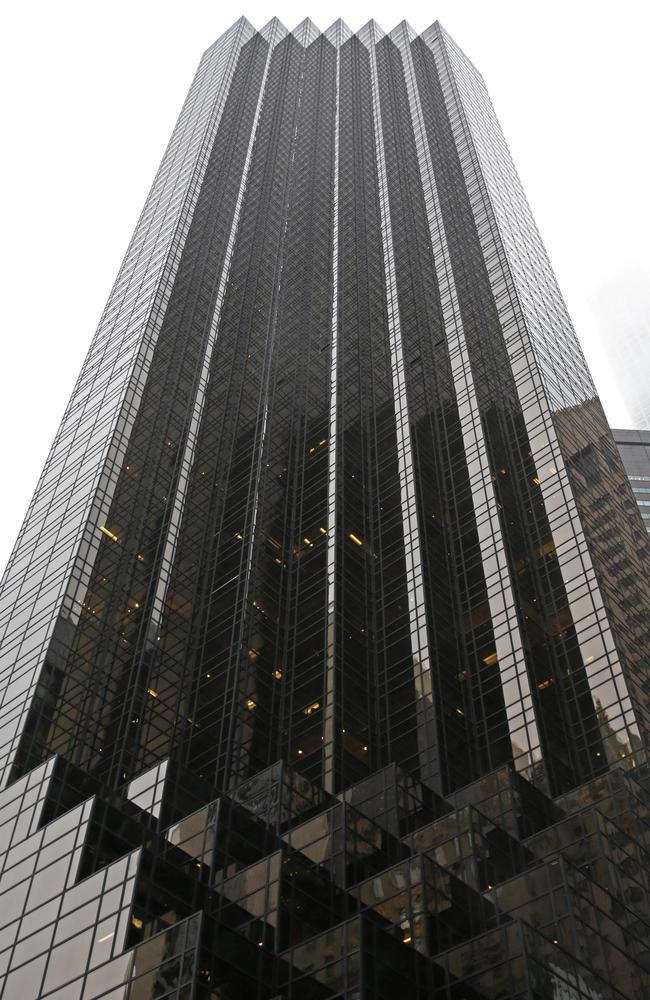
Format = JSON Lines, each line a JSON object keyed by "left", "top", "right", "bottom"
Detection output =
{"left": 0, "top": 749, "right": 647, "bottom": 998}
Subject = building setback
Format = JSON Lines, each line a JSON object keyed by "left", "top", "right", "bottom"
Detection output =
{"left": 0, "top": 17, "right": 648, "bottom": 999}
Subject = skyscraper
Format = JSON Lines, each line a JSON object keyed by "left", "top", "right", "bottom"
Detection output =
{"left": 613, "top": 427, "right": 650, "bottom": 534}
{"left": 0, "top": 16, "right": 648, "bottom": 999}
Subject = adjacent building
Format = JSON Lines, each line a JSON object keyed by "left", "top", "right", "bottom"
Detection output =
{"left": 613, "top": 427, "right": 650, "bottom": 533}
{"left": 0, "top": 18, "right": 648, "bottom": 999}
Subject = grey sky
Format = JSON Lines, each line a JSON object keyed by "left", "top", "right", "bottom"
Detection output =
{"left": 1, "top": 0, "right": 649, "bottom": 575}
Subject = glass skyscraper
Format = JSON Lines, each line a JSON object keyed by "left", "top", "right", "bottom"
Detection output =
{"left": 0, "top": 17, "right": 648, "bottom": 999}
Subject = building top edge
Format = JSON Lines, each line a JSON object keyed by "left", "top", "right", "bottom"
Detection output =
{"left": 612, "top": 427, "right": 650, "bottom": 444}
{"left": 203, "top": 17, "right": 478, "bottom": 56}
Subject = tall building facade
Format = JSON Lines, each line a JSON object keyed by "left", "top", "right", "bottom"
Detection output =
{"left": 0, "top": 17, "right": 649, "bottom": 999}
{"left": 613, "top": 427, "right": 650, "bottom": 534}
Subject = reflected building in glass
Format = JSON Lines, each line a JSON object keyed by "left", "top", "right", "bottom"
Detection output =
{"left": 0, "top": 17, "right": 649, "bottom": 1000}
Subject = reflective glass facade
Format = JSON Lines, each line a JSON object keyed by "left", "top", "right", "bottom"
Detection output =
{"left": 0, "top": 17, "right": 649, "bottom": 999}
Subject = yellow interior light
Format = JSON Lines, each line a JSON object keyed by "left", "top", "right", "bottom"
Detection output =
{"left": 532, "top": 477, "right": 541, "bottom": 486}
{"left": 456, "top": 707, "right": 464, "bottom": 716}
{"left": 537, "top": 678, "right": 553, "bottom": 690}
{"left": 319, "top": 527, "right": 327, "bottom": 535}
{"left": 304, "top": 701, "right": 320, "bottom": 716}
{"left": 100, "top": 526, "right": 119, "bottom": 543}
{"left": 246, "top": 698, "right": 257, "bottom": 711}
{"left": 147, "top": 688, "right": 158, "bottom": 698}
{"left": 349, "top": 533, "right": 363, "bottom": 546}
{"left": 273, "top": 669, "right": 282, "bottom": 680}
{"left": 235, "top": 531, "right": 243, "bottom": 540}
{"left": 131, "top": 916, "right": 143, "bottom": 930}
{"left": 483, "top": 652, "right": 498, "bottom": 666}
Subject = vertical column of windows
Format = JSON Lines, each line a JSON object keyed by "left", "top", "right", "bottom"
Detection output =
{"left": 390, "top": 25, "right": 540, "bottom": 786}
{"left": 9, "top": 32, "right": 270, "bottom": 787}
{"left": 0, "top": 20, "right": 256, "bottom": 790}
{"left": 349, "top": 23, "right": 438, "bottom": 791}
{"left": 413, "top": 33, "right": 612, "bottom": 792}
{"left": 254, "top": 36, "right": 338, "bottom": 787}
{"left": 376, "top": 32, "right": 515, "bottom": 790}
{"left": 152, "top": 29, "right": 308, "bottom": 792}
{"left": 429, "top": 24, "right": 649, "bottom": 780}
{"left": 322, "top": 22, "right": 348, "bottom": 794}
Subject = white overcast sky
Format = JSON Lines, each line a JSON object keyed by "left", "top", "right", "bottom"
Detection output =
{"left": 1, "top": 0, "right": 649, "bottom": 575}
